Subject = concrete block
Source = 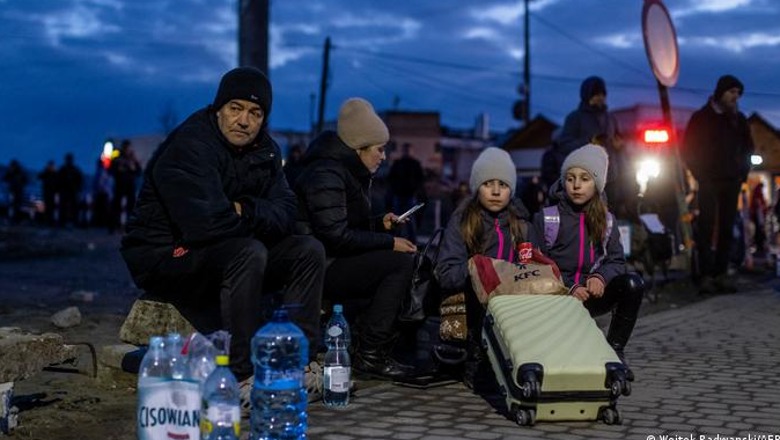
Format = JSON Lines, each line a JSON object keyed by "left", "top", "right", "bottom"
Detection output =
{"left": 99, "top": 343, "right": 141, "bottom": 370}
{"left": 119, "top": 298, "right": 195, "bottom": 346}
{"left": 0, "top": 327, "right": 78, "bottom": 383}
{"left": 51, "top": 306, "right": 82, "bottom": 328}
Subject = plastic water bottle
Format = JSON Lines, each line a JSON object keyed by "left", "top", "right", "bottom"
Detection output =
{"left": 167, "top": 333, "right": 188, "bottom": 380}
{"left": 322, "top": 322, "right": 350, "bottom": 408}
{"left": 249, "top": 309, "right": 309, "bottom": 440}
{"left": 167, "top": 332, "right": 201, "bottom": 440}
{"left": 137, "top": 335, "right": 201, "bottom": 440}
{"left": 323, "top": 304, "right": 351, "bottom": 349}
{"left": 138, "top": 336, "right": 170, "bottom": 439}
{"left": 200, "top": 355, "right": 240, "bottom": 440}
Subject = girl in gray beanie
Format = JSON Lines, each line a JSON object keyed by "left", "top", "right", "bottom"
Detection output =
{"left": 533, "top": 143, "right": 644, "bottom": 381}
{"left": 435, "top": 147, "right": 541, "bottom": 388}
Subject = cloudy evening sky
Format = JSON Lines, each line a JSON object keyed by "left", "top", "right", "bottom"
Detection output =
{"left": 2, "top": 0, "right": 780, "bottom": 171}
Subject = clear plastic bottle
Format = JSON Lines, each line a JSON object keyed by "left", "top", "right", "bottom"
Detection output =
{"left": 322, "top": 323, "right": 350, "bottom": 408}
{"left": 136, "top": 333, "right": 200, "bottom": 440}
{"left": 167, "top": 332, "right": 188, "bottom": 380}
{"left": 200, "top": 355, "right": 240, "bottom": 440}
{"left": 186, "top": 332, "right": 219, "bottom": 388}
{"left": 249, "top": 309, "right": 309, "bottom": 440}
{"left": 137, "top": 336, "right": 171, "bottom": 440}
{"left": 323, "top": 304, "right": 351, "bottom": 349}
{"left": 166, "top": 332, "right": 201, "bottom": 440}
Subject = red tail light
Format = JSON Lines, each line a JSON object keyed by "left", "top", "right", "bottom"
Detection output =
{"left": 643, "top": 128, "right": 670, "bottom": 144}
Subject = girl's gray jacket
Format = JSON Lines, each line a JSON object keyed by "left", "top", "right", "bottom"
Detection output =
{"left": 435, "top": 199, "right": 540, "bottom": 294}
{"left": 532, "top": 190, "right": 626, "bottom": 290}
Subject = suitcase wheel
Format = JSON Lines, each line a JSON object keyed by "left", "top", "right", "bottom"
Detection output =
{"left": 621, "top": 380, "right": 632, "bottom": 397}
{"left": 512, "top": 407, "right": 536, "bottom": 426}
{"left": 608, "top": 370, "right": 631, "bottom": 398}
{"left": 609, "top": 379, "right": 622, "bottom": 398}
{"left": 520, "top": 371, "right": 541, "bottom": 400}
{"left": 601, "top": 407, "right": 622, "bottom": 425}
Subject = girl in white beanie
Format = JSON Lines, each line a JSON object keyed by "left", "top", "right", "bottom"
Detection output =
{"left": 435, "top": 147, "right": 541, "bottom": 388}
{"left": 532, "top": 143, "right": 644, "bottom": 381}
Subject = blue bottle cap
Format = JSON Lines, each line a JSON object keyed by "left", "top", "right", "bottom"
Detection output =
{"left": 333, "top": 304, "right": 343, "bottom": 314}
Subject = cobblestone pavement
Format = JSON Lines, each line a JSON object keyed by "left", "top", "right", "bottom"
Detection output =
{"left": 308, "top": 288, "right": 780, "bottom": 440}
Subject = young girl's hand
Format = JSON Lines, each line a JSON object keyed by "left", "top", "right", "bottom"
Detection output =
{"left": 586, "top": 276, "right": 605, "bottom": 298}
{"left": 571, "top": 286, "right": 590, "bottom": 302}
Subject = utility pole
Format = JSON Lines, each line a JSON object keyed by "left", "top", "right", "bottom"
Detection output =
{"left": 238, "top": 0, "right": 269, "bottom": 74}
{"left": 523, "top": 0, "right": 530, "bottom": 124}
{"left": 316, "top": 37, "right": 331, "bottom": 134}
{"left": 512, "top": 0, "right": 531, "bottom": 124}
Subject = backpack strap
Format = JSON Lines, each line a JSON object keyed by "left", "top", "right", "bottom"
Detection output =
{"left": 590, "top": 212, "right": 614, "bottom": 273}
{"left": 542, "top": 205, "right": 560, "bottom": 250}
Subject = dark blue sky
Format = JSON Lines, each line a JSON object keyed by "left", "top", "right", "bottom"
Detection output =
{"left": 2, "top": 0, "right": 780, "bottom": 171}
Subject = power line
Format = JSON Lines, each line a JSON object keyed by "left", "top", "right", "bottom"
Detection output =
{"left": 530, "top": 12, "right": 651, "bottom": 80}
{"left": 338, "top": 46, "right": 519, "bottom": 77}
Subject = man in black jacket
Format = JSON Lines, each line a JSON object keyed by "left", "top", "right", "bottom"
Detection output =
{"left": 120, "top": 67, "right": 325, "bottom": 389}
{"left": 683, "top": 74, "right": 754, "bottom": 294}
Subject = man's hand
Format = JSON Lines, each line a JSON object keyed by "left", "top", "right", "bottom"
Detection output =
{"left": 586, "top": 276, "right": 605, "bottom": 298}
{"left": 233, "top": 201, "right": 242, "bottom": 216}
{"left": 571, "top": 285, "right": 590, "bottom": 302}
{"left": 393, "top": 237, "right": 417, "bottom": 253}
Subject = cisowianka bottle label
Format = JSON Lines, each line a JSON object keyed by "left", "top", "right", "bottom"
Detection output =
{"left": 137, "top": 379, "right": 200, "bottom": 440}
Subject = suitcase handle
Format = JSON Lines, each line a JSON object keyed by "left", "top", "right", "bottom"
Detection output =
{"left": 432, "top": 344, "right": 468, "bottom": 365}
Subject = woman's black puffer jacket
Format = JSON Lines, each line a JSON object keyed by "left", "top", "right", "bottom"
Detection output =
{"left": 291, "top": 131, "right": 393, "bottom": 257}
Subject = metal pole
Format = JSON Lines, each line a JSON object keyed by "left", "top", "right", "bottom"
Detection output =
{"left": 238, "top": 0, "right": 269, "bottom": 74}
{"left": 656, "top": 80, "right": 693, "bottom": 249}
{"left": 523, "top": 0, "right": 530, "bottom": 124}
{"left": 316, "top": 37, "right": 331, "bottom": 134}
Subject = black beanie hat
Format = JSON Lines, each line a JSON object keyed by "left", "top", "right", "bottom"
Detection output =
{"left": 580, "top": 76, "right": 607, "bottom": 102}
{"left": 713, "top": 74, "right": 743, "bottom": 100}
{"left": 213, "top": 67, "right": 272, "bottom": 117}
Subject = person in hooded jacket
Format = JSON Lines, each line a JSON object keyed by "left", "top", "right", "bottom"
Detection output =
{"left": 556, "top": 76, "right": 629, "bottom": 218}
{"left": 435, "top": 147, "right": 540, "bottom": 388}
{"left": 533, "top": 143, "right": 644, "bottom": 381}
{"left": 291, "top": 97, "right": 417, "bottom": 380}
{"left": 120, "top": 67, "right": 326, "bottom": 402}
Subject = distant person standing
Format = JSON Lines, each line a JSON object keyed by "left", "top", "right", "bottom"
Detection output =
{"left": 750, "top": 182, "right": 767, "bottom": 257}
{"left": 283, "top": 144, "right": 305, "bottom": 187}
{"left": 683, "top": 75, "right": 754, "bottom": 294}
{"left": 109, "top": 140, "right": 142, "bottom": 233}
{"left": 57, "top": 153, "right": 84, "bottom": 227}
{"left": 38, "top": 160, "right": 59, "bottom": 225}
{"left": 3, "top": 159, "right": 28, "bottom": 223}
{"left": 92, "top": 157, "right": 112, "bottom": 228}
{"left": 557, "top": 76, "right": 628, "bottom": 218}
{"left": 519, "top": 175, "right": 545, "bottom": 216}
{"left": 387, "top": 142, "right": 425, "bottom": 243}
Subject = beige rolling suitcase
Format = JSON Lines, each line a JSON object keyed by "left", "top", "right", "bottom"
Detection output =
{"left": 482, "top": 294, "right": 631, "bottom": 425}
